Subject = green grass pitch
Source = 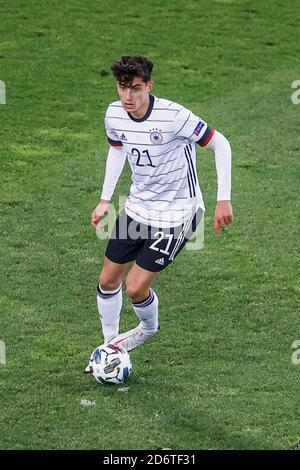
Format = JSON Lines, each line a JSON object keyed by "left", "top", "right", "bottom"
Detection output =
{"left": 0, "top": 0, "right": 299, "bottom": 450}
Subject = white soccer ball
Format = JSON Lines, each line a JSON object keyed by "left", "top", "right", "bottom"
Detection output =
{"left": 88, "top": 344, "right": 132, "bottom": 385}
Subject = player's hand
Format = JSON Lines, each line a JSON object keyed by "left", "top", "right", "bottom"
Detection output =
{"left": 91, "top": 200, "right": 110, "bottom": 229}
{"left": 214, "top": 200, "right": 233, "bottom": 236}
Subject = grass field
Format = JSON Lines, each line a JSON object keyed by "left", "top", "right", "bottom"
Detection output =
{"left": 0, "top": 0, "right": 299, "bottom": 450}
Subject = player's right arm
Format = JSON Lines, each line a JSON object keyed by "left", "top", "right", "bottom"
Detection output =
{"left": 91, "top": 110, "right": 126, "bottom": 229}
{"left": 91, "top": 145, "right": 126, "bottom": 229}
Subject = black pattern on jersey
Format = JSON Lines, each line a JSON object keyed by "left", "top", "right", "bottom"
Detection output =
{"left": 138, "top": 176, "right": 186, "bottom": 186}
{"left": 184, "top": 144, "right": 197, "bottom": 197}
{"left": 119, "top": 137, "right": 178, "bottom": 147}
{"left": 129, "top": 191, "right": 178, "bottom": 204}
{"left": 133, "top": 164, "right": 186, "bottom": 178}
{"left": 130, "top": 156, "right": 180, "bottom": 171}
{"left": 127, "top": 144, "right": 182, "bottom": 159}
{"left": 129, "top": 191, "right": 188, "bottom": 204}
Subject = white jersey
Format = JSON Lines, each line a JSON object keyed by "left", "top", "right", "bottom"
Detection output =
{"left": 105, "top": 95, "right": 214, "bottom": 228}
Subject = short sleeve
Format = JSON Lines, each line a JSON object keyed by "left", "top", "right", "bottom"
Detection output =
{"left": 173, "top": 106, "right": 214, "bottom": 147}
{"left": 104, "top": 112, "right": 123, "bottom": 147}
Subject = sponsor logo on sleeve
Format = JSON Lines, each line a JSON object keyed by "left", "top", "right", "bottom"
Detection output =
{"left": 193, "top": 121, "right": 205, "bottom": 136}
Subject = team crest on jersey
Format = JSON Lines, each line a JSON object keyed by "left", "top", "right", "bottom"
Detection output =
{"left": 150, "top": 129, "right": 163, "bottom": 144}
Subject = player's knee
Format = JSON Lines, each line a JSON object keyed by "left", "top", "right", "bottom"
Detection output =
{"left": 126, "top": 285, "right": 138, "bottom": 300}
{"left": 126, "top": 281, "right": 148, "bottom": 302}
{"left": 99, "top": 273, "right": 121, "bottom": 291}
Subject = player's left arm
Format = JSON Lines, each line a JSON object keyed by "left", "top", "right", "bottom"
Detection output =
{"left": 173, "top": 108, "right": 233, "bottom": 235}
{"left": 203, "top": 129, "right": 233, "bottom": 235}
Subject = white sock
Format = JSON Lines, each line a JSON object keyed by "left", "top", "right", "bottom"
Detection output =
{"left": 97, "top": 283, "right": 122, "bottom": 343}
{"left": 131, "top": 289, "right": 159, "bottom": 333}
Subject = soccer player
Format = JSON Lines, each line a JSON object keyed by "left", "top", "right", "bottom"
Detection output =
{"left": 90, "top": 55, "right": 233, "bottom": 354}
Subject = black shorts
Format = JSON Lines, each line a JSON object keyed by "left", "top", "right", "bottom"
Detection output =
{"left": 105, "top": 208, "right": 203, "bottom": 272}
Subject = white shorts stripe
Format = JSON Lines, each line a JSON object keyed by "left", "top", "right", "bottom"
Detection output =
{"left": 168, "top": 213, "right": 195, "bottom": 261}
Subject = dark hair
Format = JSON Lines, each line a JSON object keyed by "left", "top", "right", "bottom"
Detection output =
{"left": 111, "top": 56, "right": 153, "bottom": 84}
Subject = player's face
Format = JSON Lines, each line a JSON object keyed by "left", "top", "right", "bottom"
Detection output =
{"left": 117, "top": 77, "right": 153, "bottom": 118}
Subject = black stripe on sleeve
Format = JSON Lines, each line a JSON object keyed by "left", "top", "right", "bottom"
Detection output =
{"left": 108, "top": 137, "right": 123, "bottom": 147}
{"left": 196, "top": 126, "right": 215, "bottom": 147}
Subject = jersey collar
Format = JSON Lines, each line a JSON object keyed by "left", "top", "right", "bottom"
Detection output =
{"left": 127, "top": 94, "right": 155, "bottom": 122}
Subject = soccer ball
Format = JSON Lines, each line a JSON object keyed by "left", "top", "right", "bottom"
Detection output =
{"left": 88, "top": 344, "right": 132, "bottom": 385}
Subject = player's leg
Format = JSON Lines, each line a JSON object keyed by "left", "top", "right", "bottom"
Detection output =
{"left": 109, "top": 263, "right": 160, "bottom": 351}
{"left": 97, "top": 257, "right": 133, "bottom": 344}
{"left": 126, "top": 262, "right": 159, "bottom": 303}
{"left": 99, "top": 256, "right": 133, "bottom": 290}
{"left": 126, "top": 263, "right": 160, "bottom": 336}
{"left": 109, "top": 208, "right": 204, "bottom": 352}
{"left": 96, "top": 209, "right": 142, "bottom": 343}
